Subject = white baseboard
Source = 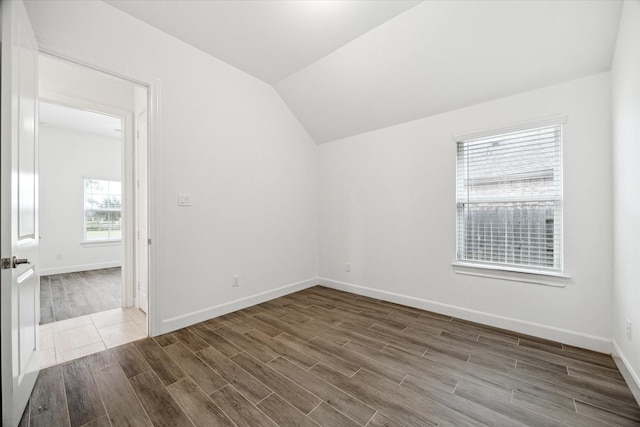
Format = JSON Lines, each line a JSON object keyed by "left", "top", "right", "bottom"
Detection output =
{"left": 39, "top": 261, "right": 122, "bottom": 276}
{"left": 160, "top": 277, "right": 320, "bottom": 334}
{"left": 612, "top": 341, "right": 640, "bottom": 406}
{"left": 319, "top": 278, "right": 612, "bottom": 354}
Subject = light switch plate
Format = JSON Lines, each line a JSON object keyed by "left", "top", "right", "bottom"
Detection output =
{"left": 178, "top": 193, "right": 191, "bottom": 206}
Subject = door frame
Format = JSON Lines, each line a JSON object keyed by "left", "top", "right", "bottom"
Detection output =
{"left": 36, "top": 40, "right": 161, "bottom": 336}
{"left": 134, "top": 100, "right": 149, "bottom": 314}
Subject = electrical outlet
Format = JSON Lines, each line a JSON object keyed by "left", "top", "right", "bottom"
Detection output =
{"left": 346, "top": 263, "right": 351, "bottom": 272}
{"left": 626, "top": 319, "right": 632, "bottom": 340}
{"left": 232, "top": 275, "right": 239, "bottom": 287}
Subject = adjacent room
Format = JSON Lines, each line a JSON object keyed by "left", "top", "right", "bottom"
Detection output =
{"left": 36, "top": 55, "right": 149, "bottom": 366}
{"left": 2, "top": 0, "right": 639, "bottom": 426}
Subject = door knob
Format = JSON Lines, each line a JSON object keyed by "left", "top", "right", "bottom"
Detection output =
{"left": 12, "top": 257, "right": 31, "bottom": 268}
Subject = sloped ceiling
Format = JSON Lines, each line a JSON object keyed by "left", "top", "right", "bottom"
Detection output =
{"left": 103, "top": 0, "right": 422, "bottom": 83}
{"left": 104, "top": 0, "right": 622, "bottom": 144}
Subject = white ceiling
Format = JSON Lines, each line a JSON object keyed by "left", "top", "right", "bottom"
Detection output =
{"left": 104, "top": 0, "right": 421, "bottom": 84}
{"left": 276, "top": 0, "right": 623, "bottom": 143}
{"left": 40, "top": 102, "right": 122, "bottom": 139}
{"left": 103, "top": 0, "right": 622, "bottom": 144}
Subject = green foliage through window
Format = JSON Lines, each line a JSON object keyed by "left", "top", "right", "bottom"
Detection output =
{"left": 84, "top": 178, "right": 122, "bottom": 241}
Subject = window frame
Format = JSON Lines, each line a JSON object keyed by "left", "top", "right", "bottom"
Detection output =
{"left": 83, "top": 177, "right": 123, "bottom": 243}
{"left": 452, "top": 116, "right": 570, "bottom": 287}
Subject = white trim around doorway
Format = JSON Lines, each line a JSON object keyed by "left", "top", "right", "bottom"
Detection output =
{"left": 37, "top": 39, "right": 161, "bottom": 337}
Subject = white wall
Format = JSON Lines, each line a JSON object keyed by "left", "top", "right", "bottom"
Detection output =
{"left": 612, "top": 0, "right": 640, "bottom": 400}
{"left": 25, "top": 0, "right": 318, "bottom": 334}
{"left": 319, "top": 73, "right": 613, "bottom": 352}
{"left": 39, "top": 126, "right": 122, "bottom": 274}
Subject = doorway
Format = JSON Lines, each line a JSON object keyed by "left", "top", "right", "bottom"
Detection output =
{"left": 37, "top": 55, "right": 150, "bottom": 366}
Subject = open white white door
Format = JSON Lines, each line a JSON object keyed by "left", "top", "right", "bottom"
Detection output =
{"left": 1, "top": 0, "right": 40, "bottom": 426}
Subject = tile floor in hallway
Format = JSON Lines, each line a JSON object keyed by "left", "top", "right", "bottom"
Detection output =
{"left": 40, "top": 307, "right": 148, "bottom": 367}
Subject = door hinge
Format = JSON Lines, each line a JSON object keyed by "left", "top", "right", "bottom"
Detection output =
{"left": 137, "top": 231, "right": 140, "bottom": 240}
{"left": 148, "top": 238, "right": 152, "bottom": 245}
{"left": 136, "top": 130, "right": 140, "bottom": 139}
{"left": 1, "top": 258, "right": 11, "bottom": 270}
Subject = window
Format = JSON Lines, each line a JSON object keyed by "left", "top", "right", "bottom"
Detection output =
{"left": 84, "top": 178, "right": 122, "bottom": 241}
{"left": 456, "top": 122, "right": 562, "bottom": 273}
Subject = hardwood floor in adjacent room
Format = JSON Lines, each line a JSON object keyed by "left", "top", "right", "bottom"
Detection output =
{"left": 20, "top": 286, "right": 640, "bottom": 426}
{"left": 40, "top": 268, "right": 122, "bottom": 325}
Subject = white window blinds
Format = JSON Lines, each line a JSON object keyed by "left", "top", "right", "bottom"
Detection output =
{"left": 456, "top": 123, "right": 563, "bottom": 272}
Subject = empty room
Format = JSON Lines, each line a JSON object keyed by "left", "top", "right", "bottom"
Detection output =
{"left": 1, "top": 0, "right": 639, "bottom": 426}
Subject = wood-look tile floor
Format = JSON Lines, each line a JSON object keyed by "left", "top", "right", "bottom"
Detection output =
{"left": 20, "top": 286, "right": 640, "bottom": 426}
{"left": 40, "top": 268, "right": 122, "bottom": 325}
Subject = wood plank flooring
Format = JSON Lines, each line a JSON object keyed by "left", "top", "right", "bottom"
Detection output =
{"left": 20, "top": 286, "right": 640, "bottom": 426}
{"left": 40, "top": 268, "right": 122, "bottom": 325}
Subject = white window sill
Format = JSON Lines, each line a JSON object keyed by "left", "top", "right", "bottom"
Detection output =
{"left": 452, "top": 262, "right": 570, "bottom": 287}
{"left": 81, "top": 240, "right": 122, "bottom": 247}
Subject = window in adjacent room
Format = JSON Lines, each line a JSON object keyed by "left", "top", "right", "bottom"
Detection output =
{"left": 455, "top": 121, "right": 563, "bottom": 274}
{"left": 84, "top": 178, "right": 122, "bottom": 241}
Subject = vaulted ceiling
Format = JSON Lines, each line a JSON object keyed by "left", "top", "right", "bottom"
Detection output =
{"left": 104, "top": 0, "right": 622, "bottom": 144}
